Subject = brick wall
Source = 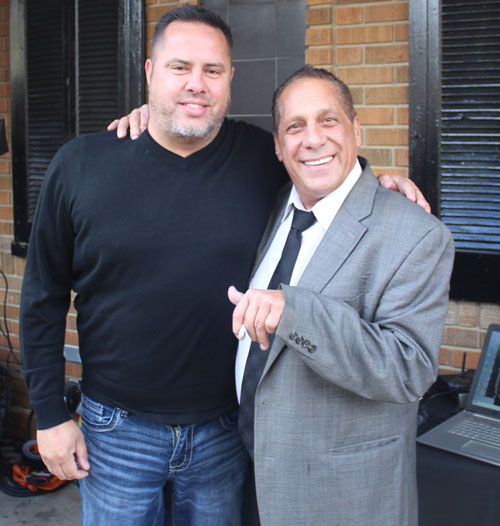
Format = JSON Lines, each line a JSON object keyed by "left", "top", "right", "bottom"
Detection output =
{"left": 307, "top": 0, "right": 409, "bottom": 176}
{"left": 0, "top": 0, "right": 499, "bottom": 436}
{"left": 304, "top": 0, "right": 500, "bottom": 374}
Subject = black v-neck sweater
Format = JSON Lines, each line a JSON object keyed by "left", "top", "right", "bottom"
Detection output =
{"left": 20, "top": 120, "right": 287, "bottom": 429}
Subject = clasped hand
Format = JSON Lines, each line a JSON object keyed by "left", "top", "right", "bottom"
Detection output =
{"left": 228, "top": 285, "right": 285, "bottom": 350}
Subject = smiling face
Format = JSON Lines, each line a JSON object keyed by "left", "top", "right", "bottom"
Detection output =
{"left": 273, "top": 77, "right": 362, "bottom": 209}
{"left": 145, "top": 21, "right": 234, "bottom": 156}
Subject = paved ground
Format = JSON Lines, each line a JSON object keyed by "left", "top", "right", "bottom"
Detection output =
{"left": 0, "top": 480, "right": 80, "bottom": 525}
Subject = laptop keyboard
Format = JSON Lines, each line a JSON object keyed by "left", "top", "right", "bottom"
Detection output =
{"left": 449, "top": 418, "right": 500, "bottom": 445}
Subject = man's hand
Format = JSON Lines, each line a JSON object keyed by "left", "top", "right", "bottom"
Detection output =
{"left": 378, "top": 173, "right": 431, "bottom": 213}
{"left": 36, "top": 420, "right": 90, "bottom": 480}
{"left": 107, "top": 104, "right": 149, "bottom": 140}
{"left": 228, "top": 285, "right": 285, "bottom": 351}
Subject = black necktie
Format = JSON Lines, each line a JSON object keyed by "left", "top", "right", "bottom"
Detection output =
{"left": 239, "top": 206, "right": 317, "bottom": 458}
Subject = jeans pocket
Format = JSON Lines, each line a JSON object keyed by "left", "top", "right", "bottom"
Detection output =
{"left": 219, "top": 409, "right": 239, "bottom": 431}
{"left": 81, "top": 394, "right": 123, "bottom": 433}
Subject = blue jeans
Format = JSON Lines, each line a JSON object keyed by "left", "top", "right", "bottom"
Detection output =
{"left": 79, "top": 394, "right": 249, "bottom": 526}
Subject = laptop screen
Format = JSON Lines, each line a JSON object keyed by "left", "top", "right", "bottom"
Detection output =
{"left": 468, "top": 324, "right": 500, "bottom": 416}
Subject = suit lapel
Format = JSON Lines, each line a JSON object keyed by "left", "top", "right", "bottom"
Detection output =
{"left": 261, "top": 161, "right": 379, "bottom": 377}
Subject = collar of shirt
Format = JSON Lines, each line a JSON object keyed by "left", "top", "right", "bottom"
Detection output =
{"left": 281, "top": 158, "right": 363, "bottom": 233}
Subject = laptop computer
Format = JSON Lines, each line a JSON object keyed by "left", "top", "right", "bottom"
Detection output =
{"left": 417, "top": 323, "right": 500, "bottom": 467}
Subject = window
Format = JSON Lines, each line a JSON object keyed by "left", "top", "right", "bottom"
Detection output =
{"left": 409, "top": 0, "right": 500, "bottom": 303}
{"left": 202, "top": 0, "right": 306, "bottom": 132}
{"left": 10, "top": 0, "right": 145, "bottom": 256}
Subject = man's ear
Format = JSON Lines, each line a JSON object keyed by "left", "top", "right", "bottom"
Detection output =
{"left": 145, "top": 59, "right": 153, "bottom": 86}
{"left": 273, "top": 134, "right": 283, "bottom": 161}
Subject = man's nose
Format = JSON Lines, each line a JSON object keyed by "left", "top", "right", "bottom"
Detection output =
{"left": 303, "top": 124, "right": 326, "bottom": 149}
{"left": 185, "top": 69, "right": 206, "bottom": 93}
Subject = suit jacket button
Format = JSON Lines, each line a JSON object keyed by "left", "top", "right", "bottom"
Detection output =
{"left": 295, "top": 336, "right": 304, "bottom": 344}
{"left": 289, "top": 332, "right": 297, "bottom": 340}
{"left": 307, "top": 345, "right": 316, "bottom": 353}
{"left": 303, "top": 340, "right": 310, "bottom": 347}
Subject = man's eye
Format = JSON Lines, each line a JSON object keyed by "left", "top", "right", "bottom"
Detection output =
{"left": 324, "top": 117, "right": 337, "bottom": 125}
{"left": 287, "top": 123, "right": 302, "bottom": 132}
{"left": 206, "top": 69, "right": 221, "bottom": 76}
{"left": 172, "top": 65, "right": 188, "bottom": 72}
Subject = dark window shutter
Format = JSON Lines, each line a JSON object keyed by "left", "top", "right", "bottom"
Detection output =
{"left": 440, "top": 0, "right": 500, "bottom": 254}
{"left": 409, "top": 0, "right": 500, "bottom": 302}
{"left": 11, "top": 0, "right": 144, "bottom": 255}
{"left": 77, "top": 0, "right": 119, "bottom": 135}
{"left": 25, "top": 0, "right": 72, "bottom": 223}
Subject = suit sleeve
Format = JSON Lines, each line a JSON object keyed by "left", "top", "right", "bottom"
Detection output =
{"left": 20, "top": 148, "right": 74, "bottom": 429}
{"left": 276, "top": 222, "right": 455, "bottom": 403}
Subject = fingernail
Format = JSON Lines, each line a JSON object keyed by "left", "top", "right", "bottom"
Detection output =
{"left": 131, "top": 134, "right": 139, "bottom": 140}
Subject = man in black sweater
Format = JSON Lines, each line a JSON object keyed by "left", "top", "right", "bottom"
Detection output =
{"left": 21, "top": 6, "right": 428, "bottom": 526}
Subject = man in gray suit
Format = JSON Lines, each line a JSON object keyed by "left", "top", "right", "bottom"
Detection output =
{"left": 229, "top": 66, "right": 455, "bottom": 526}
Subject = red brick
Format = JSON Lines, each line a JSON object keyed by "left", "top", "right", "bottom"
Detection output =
{"left": 479, "top": 304, "right": 500, "bottom": 329}
{"left": 365, "top": 44, "right": 408, "bottom": 64}
{"left": 0, "top": 252, "right": 14, "bottom": 273}
{"left": 14, "top": 256, "right": 25, "bottom": 277}
{"left": 6, "top": 305, "right": 20, "bottom": 320}
{"left": 365, "top": 128, "right": 408, "bottom": 146}
{"left": 0, "top": 223, "right": 12, "bottom": 236}
{"left": 337, "top": 65, "right": 393, "bottom": 85}
{"left": 336, "top": 47, "right": 362, "bottom": 65}
{"left": 306, "top": 8, "right": 332, "bottom": 26}
{"left": 147, "top": 5, "right": 176, "bottom": 23}
{"left": 336, "top": 7, "right": 363, "bottom": 25}
{"left": 446, "top": 301, "right": 458, "bottom": 325}
{"left": 357, "top": 107, "right": 394, "bottom": 125}
{"left": 337, "top": 25, "right": 392, "bottom": 45}
{"left": 365, "top": 2, "right": 408, "bottom": 23}
{"left": 394, "top": 148, "right": 409, "bottom": 167}
{"left": 458, "top": 302, "right": 479, "bottom": 327}
{"left": 395, "top": 23, "right": 409, "bottom": 42}
{"left": 306, "top": 27, "right": 332, "bottom": 46}
{"left": 365, "top": 86, "right": 408, "bottom": 104}
{"left": 305, "top": 47, "right": 332, "bottom": 66}
{"left": 349, "top": 87, "right": 363, "bottom": 105}
{"left": 442, "top": 327, "right": 481, "bottom": 349}
{"left": 372, "top": 167, "right": 408, "bottom": 177}
{"left": 439, "top": 347, "right": 451, "bottom": 366}
{"left": 7, "top": 291, "right": 21, "bottom": 305}
{"left": 395, "top": 65, "right": 409, "bottom": 83}
{"left": 396, "top": 107, "right": 408, "bottom": 125}
{"left": 0, "top": 205, "right": 13, "bottom": 219}
{"left": 358, "top": 147, "right": 392, "bottom": 166}
{"left": 0, "top": 160, "right": 10, "bottom": 175}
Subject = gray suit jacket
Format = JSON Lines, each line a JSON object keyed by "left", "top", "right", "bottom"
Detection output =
{"left": 251, "top": 159, "right": 455, "bottom": 526}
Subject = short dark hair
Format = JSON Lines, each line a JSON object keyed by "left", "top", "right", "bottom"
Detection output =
{"left": 151, "top": 6, "right": 233, "bottom": 58}
{"left": 272, "top": 66, "right": 357, "bottom": 133}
